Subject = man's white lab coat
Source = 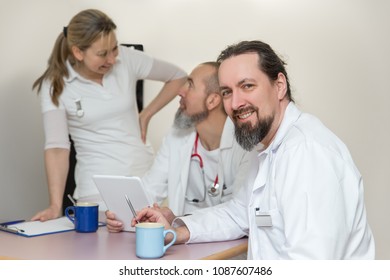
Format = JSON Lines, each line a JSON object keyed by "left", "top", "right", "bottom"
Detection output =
{"left": 179, "top": 103, "right": 375, "bottom": 259}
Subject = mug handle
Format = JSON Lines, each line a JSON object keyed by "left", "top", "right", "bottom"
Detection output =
{"left": 163, "top": 229, "right": 177, "bottom": 253}
{"left": 65, "top": 206, "right": 75, "bottom": 224}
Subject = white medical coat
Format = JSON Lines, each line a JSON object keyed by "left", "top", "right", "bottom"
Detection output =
{"left": 180, "top": 103, "right": 375, "bottom": 259}
{"left": 142, "top": 118, "right": 252, "bottom": 216}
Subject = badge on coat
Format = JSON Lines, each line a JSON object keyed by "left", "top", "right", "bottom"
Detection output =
{"left": 255, "top": 207, "right": 273, "bottom": 227}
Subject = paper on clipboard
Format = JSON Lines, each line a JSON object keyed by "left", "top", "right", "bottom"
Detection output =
{"left": 0, "top": 217, "right": 74, "bottom": 237}
{"left": 92, "top": 175, "right": 153, "bottom": 232}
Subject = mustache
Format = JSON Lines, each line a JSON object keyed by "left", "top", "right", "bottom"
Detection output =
{"left": 232, "top": 106, "right": 258, "bottom": 118}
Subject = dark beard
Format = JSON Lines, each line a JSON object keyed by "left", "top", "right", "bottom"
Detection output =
{"left": 233, "top": 114, "right": 273, "bottom": 151}
{"left": 173, "top": 108, "right": 209, "bottom": 129}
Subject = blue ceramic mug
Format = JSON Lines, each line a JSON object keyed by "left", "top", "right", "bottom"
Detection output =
{"left": 135, "top": 222, "right": 177, "bottom": 258}
{"left": 65, "top": 202, "right": 99, "bottom": 233}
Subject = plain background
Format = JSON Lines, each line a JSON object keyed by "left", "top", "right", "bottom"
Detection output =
{"left": 0, "top": 0, "right": 388, "bottom": 259}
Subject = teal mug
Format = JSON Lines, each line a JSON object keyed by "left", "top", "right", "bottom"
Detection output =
{"left": 135, "top": 222, "right": 176, "bottom": 259}
{"left": 65, "top": 202, "right": 99, "bottom": 233}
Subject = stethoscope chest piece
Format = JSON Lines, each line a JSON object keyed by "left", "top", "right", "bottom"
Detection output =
{"left": 207, "top": 182, "right": 220, "bottom": 197}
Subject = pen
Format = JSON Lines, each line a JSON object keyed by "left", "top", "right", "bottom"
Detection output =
{"left": 124, "top": 194, "right": 140, "bottom": 224}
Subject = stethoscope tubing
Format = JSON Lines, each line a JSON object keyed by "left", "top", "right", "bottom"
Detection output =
{"left": 186, "top": 133, "right": 220, "bottom": 203}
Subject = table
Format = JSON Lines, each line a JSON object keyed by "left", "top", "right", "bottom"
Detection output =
{"left": 0, "top": 227, "right": 247, "bottom": 260}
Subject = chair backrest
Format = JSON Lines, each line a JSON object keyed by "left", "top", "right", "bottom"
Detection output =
{"left": 62, "top": 44, "right": 144, "bottom": 214}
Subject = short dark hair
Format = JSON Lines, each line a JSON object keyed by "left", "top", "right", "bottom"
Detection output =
{"left": 217, "top": 40, "right": 293, "bottom": 102}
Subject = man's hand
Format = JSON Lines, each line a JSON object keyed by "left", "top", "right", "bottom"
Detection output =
{"left": 132, "top": 207, "right": 190, "bottom": 244}
{"left": 131, "top": 207, "right": 171, "bottom": 228}
{"left": 152, "top": 203, "right": 177, "bottom": 224}
{"left": 105, "top": 210, "right": 124, "bottom": 232}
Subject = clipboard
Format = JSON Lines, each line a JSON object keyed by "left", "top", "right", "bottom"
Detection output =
{"left": 0, "top": 217, "right": 105, "bottom": 237}
{"left": 0, "top": 217, "right": 75, "bottom": 237}
{"left": 92, "top": 175, "right": 153, "bottom": 232}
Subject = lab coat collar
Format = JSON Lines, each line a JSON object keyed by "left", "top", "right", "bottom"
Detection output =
{"left": 178, "top": 129, "right": 197, "bottom": 213}
{"left": 255, "top": 102, "right": 302, "bottom": 157}
{"left": 252, "top": 102, "right": 302, "bottom": 191}
{"left": 219, "top": 117, "right": 235, "bottom": 150}
{"left": 267, "top": 102, "right": 302, "bottom": 154}
{"left": 172, "top": 127, "right": 196, "bottom": 171}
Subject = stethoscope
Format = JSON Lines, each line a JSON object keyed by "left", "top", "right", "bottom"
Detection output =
{"left": 75, "top": 99, "right": 84, "bottom": 117}
{"left": 185, "top": 133, "right": 221, "bottom": 203}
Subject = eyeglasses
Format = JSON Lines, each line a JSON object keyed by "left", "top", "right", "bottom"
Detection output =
{"left": 185, "top": 133, "right": 220, "bottom": 204}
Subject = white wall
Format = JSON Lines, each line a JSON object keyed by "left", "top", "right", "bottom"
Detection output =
{"left": 1, "top": 0, "right": 388, "bottom": 259}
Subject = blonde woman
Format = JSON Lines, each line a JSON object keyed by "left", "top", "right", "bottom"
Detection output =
{"left": 32, "top": 9, "right": 186, "bottom": 221}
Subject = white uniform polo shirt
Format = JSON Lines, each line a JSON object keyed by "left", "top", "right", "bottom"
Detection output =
{"left": 40, "top": 47, "right": 156, "bottom": 199}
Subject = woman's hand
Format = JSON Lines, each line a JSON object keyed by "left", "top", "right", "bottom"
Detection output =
{"left": 139, "top": 109, "right": 152, "bottom": 143}
{"left": 31, "top": 205, "right": 62, "bottom": 222}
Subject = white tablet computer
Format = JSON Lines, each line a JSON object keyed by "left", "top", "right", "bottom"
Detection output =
{"left": 92, "top": 175, "right": 153, "bottom": 232}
